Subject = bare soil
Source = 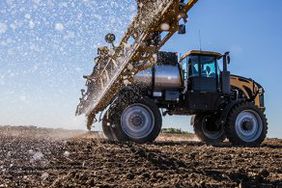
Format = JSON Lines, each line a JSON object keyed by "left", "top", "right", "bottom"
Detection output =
{"left": 0, "top": 126, "right": 281, "bottom": 188}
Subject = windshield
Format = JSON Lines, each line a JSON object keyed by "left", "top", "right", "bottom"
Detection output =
{"left": 180, "top": 55, "right": 221, "bottom": 80}
{"left": 189, "top": 55, "right": 219, "bottom": 78}
{"left": 200, "top": 56, "right": 217, "bottom": 78}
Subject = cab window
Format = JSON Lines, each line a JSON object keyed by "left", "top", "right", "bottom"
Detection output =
{"left": 199, "top": 56, "right": 217, "bottom": 78}
{"left": 181, "top": 55, "right": 218, "bottom": 79}
{"left": 201, "top": 62, "right": 216, "bottom": 78}
{"left": 181, "top": 57, "right": 189, "bottom": 80}
{"left": 180, "top": 56, "right": 198, "bottom": 80}
{"left": 189, "top": 56, "right": 200, "bottom": 77}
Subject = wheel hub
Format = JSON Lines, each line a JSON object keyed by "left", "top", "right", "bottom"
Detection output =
{"left": 235, "top": 110, "right": 263, "bottom": 142}
{"left": 130, "top": 113, "right": 145, "bottom": 127}
{"left": 242, "top": 120, "right": 253, "bottom": 131}
{"left": 121, "top": 104, "right": 155, "bottom": 139}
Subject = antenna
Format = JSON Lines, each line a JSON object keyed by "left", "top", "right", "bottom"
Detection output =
{"left": 198, "top": 30, "right": 202, "bottom": 51}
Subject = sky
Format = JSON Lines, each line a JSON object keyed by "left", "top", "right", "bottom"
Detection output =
{"left": 0, "top": 0, "right": 281, "bottom": 138}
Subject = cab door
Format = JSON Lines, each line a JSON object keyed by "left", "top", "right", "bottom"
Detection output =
{"left": 186, "top": 55, "right": 221, "bottom": 111}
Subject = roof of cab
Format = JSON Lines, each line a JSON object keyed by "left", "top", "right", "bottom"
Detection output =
{"left": 180, "top": 50, "right": 222, "bottom": 62}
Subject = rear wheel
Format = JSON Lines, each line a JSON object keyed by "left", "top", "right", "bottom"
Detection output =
{"left": 193, "top": 114, "right": 226, "bottom": 145}
{"left": 112, "top": 98, "right": 162, "bottom": 143}
{"left": 225, "top": 102, "right": 268, "bottom": 146}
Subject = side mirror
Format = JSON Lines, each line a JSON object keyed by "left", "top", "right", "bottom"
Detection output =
{"left": 227, "top": 56, "right": 230, "bottom": 64}
{"left": 222, "top": 52, "right": 230, "bottom": 72}
{"left": 105, "top": 33, "right": 116, "bottom": 46}
{"left": 225, "top": 52, "right": 230, "bottom": 64}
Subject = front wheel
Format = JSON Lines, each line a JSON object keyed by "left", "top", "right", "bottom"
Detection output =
{"left": 112, "top": 98, "right": 162, "bottom": 143}
{"left": 225, "top": 102, "right": 268, "bottom": 147}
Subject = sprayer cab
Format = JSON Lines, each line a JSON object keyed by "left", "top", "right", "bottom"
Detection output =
{"left": 179, "top": 50, "right": 231, "bottom": 96}
{"left": 133, "top": 50, "right": 232, "bottom": 113}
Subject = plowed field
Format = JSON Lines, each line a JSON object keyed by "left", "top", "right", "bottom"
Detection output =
{"left": 0, "top": 126, "right": 281, "bottom": 188}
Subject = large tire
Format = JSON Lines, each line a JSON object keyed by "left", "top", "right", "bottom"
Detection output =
{"left": 225, "top": 102, "right": 268, "bottom": 147}
{"left": 112, "top": 97, "right": 162, "bottom": 143}
{"left": 193, "top": 114, "right": 226, "bottom": 145}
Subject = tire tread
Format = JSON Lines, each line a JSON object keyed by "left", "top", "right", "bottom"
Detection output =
{"left": 225, "top": 102, "right": 268, "bottom": 147}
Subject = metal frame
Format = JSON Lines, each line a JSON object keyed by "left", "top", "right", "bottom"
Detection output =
{"left": 76, "top": 0, "right": 199, "bottom": 121}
